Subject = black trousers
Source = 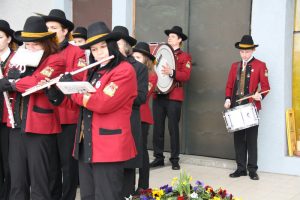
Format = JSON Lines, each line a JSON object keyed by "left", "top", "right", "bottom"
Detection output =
{"left": 234, "top": 125, "right": 259, "bottom": 173}
{"left": 0, "top": 124, "right": 10, "bottom": 200}
{"left": 51, "top": 124, "right": 78, "bottom": 200}
{"left": 138, "top": 123, "right": 150, "bottom": 189}
{"left": 79, "top": 161, "right": 124, "bottom": 200}
{"left": 9, "top": 129, "right": 58, "bottom": 200}
{"left": 122, "top": 168, "right": 135, "bottom": 197}
{"left": 152, "top": 97, "right": 182, "bottom": 162}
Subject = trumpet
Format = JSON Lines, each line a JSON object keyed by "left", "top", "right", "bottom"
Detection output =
{"left": 22, "top": 55, "right": 114, "bottom": 97}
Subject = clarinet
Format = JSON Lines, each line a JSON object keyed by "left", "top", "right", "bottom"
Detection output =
{"left": 0, "top": 64, "right": 15, "bottom": 128}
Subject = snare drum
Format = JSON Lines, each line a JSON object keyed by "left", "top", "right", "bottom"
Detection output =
{"left": 223, "top": 103, "right": 259, "bottom": 133}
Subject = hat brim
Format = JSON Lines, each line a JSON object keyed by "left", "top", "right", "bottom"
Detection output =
{"left": 42, "top": 16, "right": 74, "bottom": 31}
{"left": 14, "top": 31, "right": 56, "bottom": 42}
{"left": 72, "top": 33, "right": 87, "bottom": 39}
{"left": 133, "top": 48, "right": 156, "bottom": 61}
{"left": 164, "top": 30, "right": 188, "bottom": 41}
{"left": 235, "top": 42, "right": 258, "bottom": 49}
{"left": 80, "top": 32, "right": 120, "bottom": 49}
{"left": 114, "top": 32, "right": 137, "bottom": 46}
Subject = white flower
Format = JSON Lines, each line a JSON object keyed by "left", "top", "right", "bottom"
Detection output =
{"left": 190, "top": 192, "right": 198, "bottom": 199}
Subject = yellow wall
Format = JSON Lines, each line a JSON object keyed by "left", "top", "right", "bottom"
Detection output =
{"left": 293, "top": 0, "right": 300, "bottom": 139}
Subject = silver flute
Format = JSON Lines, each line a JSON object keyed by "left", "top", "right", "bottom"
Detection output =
{"left": 0, "top": 66, "right": 15, "bottom": 128}
{"left": 22, "top": 55, "right": 114, "bottom": 97}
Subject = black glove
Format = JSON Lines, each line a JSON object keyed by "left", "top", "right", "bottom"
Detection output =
{"left": 44, "top": 86, "right": 65, "bottom": 106}
{"left": 0, "top": 78, "right": 13, "bottom": 91}
{"left": 7, "top": 68, "right": 21, "bottom": 80}
{"left": 59, "top": 73, "right": 74, "bottom": 82}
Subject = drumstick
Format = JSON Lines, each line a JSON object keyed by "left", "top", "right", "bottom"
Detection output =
{"left": 236, "top": 90, "right": 270, "bottom": 102}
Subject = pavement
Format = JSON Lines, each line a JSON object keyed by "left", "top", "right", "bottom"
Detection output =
{"left": 75, "top": 152, "right": 300, "bottom": 200}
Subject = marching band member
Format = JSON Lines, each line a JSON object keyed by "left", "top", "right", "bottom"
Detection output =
{"left": 150, "top": 26, "right": 192, "bottom": 170}
{"left": 72, "top": 26, "right": 90, "bottom": 65}
{"left": 0, "top": 16, "right": 65, "bottom": 199}
{"left": 72, "top": 26, "right": 87, "bottom": 46}
{"left": 51, "top": 21, "right": 137, "bottom": 200}
{"left": 42, "top": 9, "right": 86, "bottom": 199}
{"left": 224, "top": 35, "right": 270, "bottom": 180}
{"left": 132, "top": 42, "right": 158, "bottom": 191}
{"left": 112, "top": 26, "right": 148, "bottom": 197}
{"left": 0, "top": 19, "right": 22, "bottom": 200}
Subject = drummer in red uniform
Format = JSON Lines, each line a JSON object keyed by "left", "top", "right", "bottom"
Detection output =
{"left": 132, "top": 42, "right": 158, "bottom": 191}
{"left": 224, "top": 35, "right": 270, "bottom": 180}
{"left": 150, "top": 26, "right": 192, "bottom": 170}
{"left": 0, "top": 16, "right": 65, "bottom": 199}
{"left": 42, "top": 9, "right": 86, "bottom": 199}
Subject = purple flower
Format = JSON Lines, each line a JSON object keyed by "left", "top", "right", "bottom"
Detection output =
{"left": 195, "top": 180, "right": 204, "bottom": 186}
{"left": 140, "top": 195, "right": 148, "bottom": 200}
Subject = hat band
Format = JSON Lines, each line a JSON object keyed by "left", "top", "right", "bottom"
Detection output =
{"left": 86, "top": 33, "right": 108, "bottom": 44}
{"left": 72, "top": 33, "right": 81, "bottom": 35}
{"left": 239, "top": 44, "right": 255, "bottom": 48}
{"left": 21, "top": 31, "right": 54, "bottom": 38}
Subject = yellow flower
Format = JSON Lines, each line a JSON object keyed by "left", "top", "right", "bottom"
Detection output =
{"left": 189, "top": 176, "right": 193, "bottom": 182}
{"left": 212, "top": 197, "right": 221, "bottom": 200}
{"left": 152, "top": 188, "right": 164, "bottom": 200}
{"left": 233, "top": 198, "right": 242, "bottom": 200}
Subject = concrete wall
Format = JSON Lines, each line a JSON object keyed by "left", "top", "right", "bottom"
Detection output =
{"left": 252, "top": 0, "right": 300, "bottom": 175}
{"left": 112, "top": 0, "right": 134, "bottom": 34}
{"left": 0, "top": 0, "right": 72, "bottom": 31}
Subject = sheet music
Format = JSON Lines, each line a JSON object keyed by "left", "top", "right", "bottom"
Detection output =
{"left": 56, "top": 81, "right": 96, "bottom": 94}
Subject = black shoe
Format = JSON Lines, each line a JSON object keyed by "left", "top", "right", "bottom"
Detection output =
{"left": 149, "top": 159, "right": 164, "bottom": 168}
{"left": 171, "top": 162, "right": 180, "bottom": 170}
{"left": 229, "top": 170, "right": 247, "bottom": 178}
{"left": 249, "top": 172, "right": 259, "bottom": 180}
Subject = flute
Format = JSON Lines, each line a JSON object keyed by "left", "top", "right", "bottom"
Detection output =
{"left": 22, "top": 55, "right": 114, "bottom": 97}
{"left": 0, "top": 66, "right": 15, "bottom": 128}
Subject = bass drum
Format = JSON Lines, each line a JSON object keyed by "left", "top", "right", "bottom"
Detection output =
{"left": 152, "top": 43, "right": 176, "bottom": 94}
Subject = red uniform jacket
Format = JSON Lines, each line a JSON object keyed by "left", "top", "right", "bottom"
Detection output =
{"left": 71, "top": 61, "right": 137, "bottom": 163}
{"left": 225, "top": 58, "right": 270, "bottom": 110}
{"left": 154, "top": 49, "right": 192, "bottom": 101}
{"left": 7, "top": 54, "right": 65, "bottom": 134}
{"left": 58, "top": 44, "right": 86, "bottom": 124}
{"left": 140, "top": 72, "right": 157, "bottom": 124}
{"left": 1, "top": 51, "right": 14, "bottom": 123}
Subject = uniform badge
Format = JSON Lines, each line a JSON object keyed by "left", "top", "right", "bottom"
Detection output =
{"left": 40, "top": 66, "right": 54, "bottom": 77}
{"left": 77, "top": 58, "right": 86, "bottom": 67}
{"left": 148, "top": 82, "right": 153, "bottom": 92}
{"left": 186, "top": 61, "right": 191, "bottom": 69}
{"left": 103, "top": 82, "right": 118, "bottom": 97}
{"left": 95, "top": 81, "right": 101, "bottom": 89}
{"left": 251, "top": 69, "right": 254, "bottom": 72}
{"left": 265, "top": 70, "right": 268, "bottom": 77}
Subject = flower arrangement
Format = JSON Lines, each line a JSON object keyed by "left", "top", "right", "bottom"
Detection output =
{"left": 127, "top": 170, "right": 241, "bottom": 200}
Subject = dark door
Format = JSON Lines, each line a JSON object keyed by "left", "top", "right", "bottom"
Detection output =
{"left": 135, "top": 0, "right": 252, "bottom": 159}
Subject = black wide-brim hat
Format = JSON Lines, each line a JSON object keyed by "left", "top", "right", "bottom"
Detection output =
{"left": 235, "top": 35, "right": 258, "bottom": 49}
{"left": 133, "top": 42, "right": 156, "bottom": 61}
{"left": 72, "top": 26, "right": 87, "bottom": 39}
{"left": 0, "top": 20, "right": 23, "bottom": 46}
{"left": 80, "top": 21, "right": 120, "bottom": 49}
{"left": 40, "top": 9, "right": 74, "bottom": 31}
{"left": 164, "top": 26, "right": 188, "bottom": 41}
{"left": 14, "top": 16, "right": 56, "bottom": 42}
{"left": 112, "top": 26, "right": 137, "bottom": 46}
